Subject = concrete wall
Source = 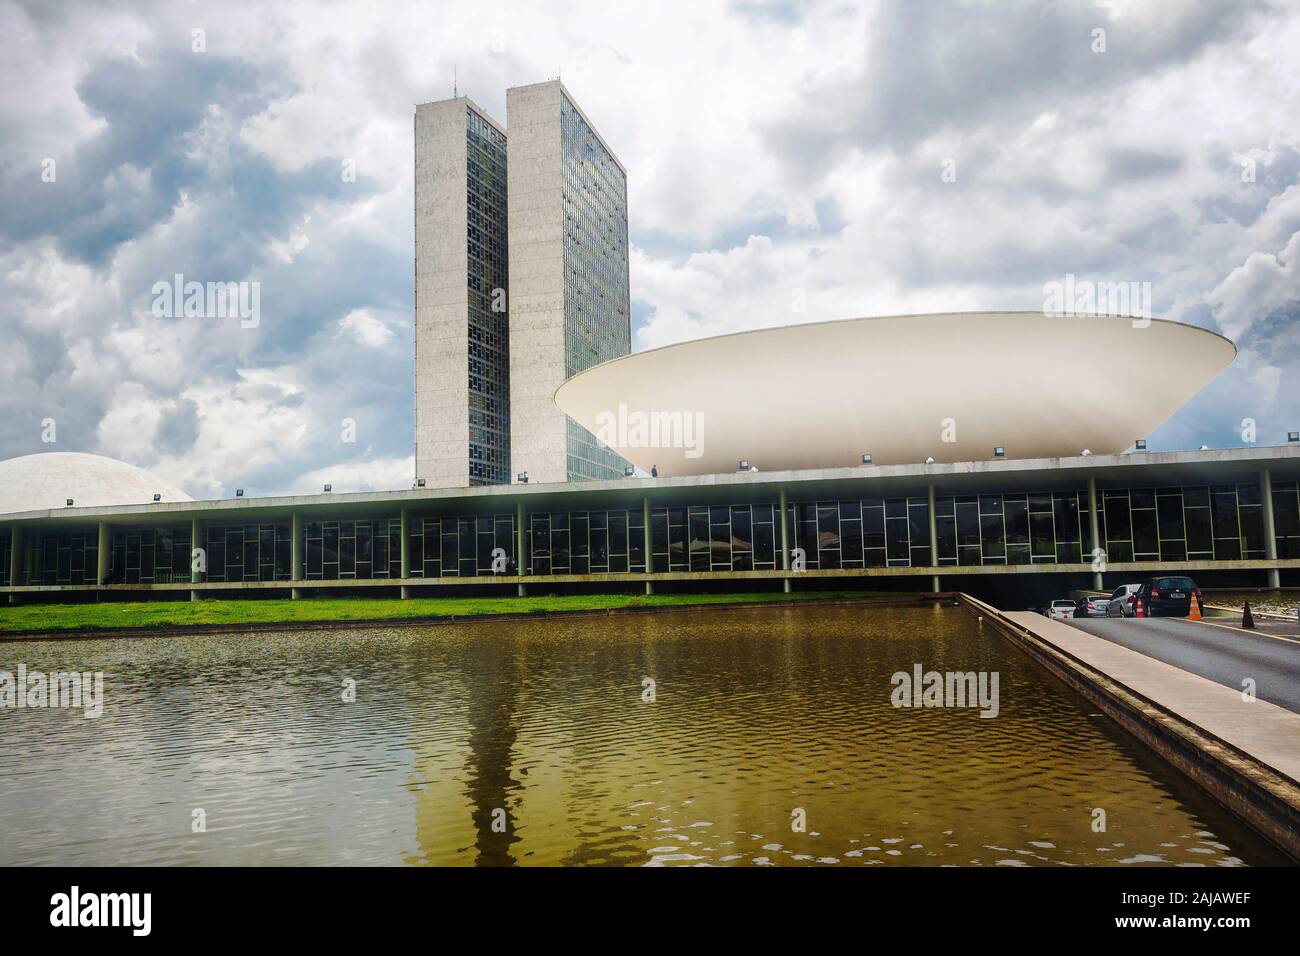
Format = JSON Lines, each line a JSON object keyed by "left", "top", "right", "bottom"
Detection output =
{"left": 506, "top": 81, "right": 570, "bottom": 484}
{"left": 414, "top": 99, "right": 473, "bottom": 488}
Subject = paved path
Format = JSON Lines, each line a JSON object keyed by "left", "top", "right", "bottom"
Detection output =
{"left": 1067, "top": 616, "right": 1300, "bottom": 714}
{"left": 1006, "top": 612, "right": 1300, "bottom": 783}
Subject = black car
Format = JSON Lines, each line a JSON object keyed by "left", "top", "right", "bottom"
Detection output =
{"left": 1134, "top": 575, "right": 1201, "bottom": 617}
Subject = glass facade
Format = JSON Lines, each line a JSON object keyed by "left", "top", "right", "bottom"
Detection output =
{"left": 111, "top": 527, "right": 192, "bottom": 584}
{"left": 560, "top": 93, "right": 631, "bottom": 481}
{"left": 198, "top": 524, "right": 289, "bottom": 582}
{"left": 409, "top": 514, "right": 515, "bottom": 577}
{"left": 2, "top": 477, "right": 1295, "bottom": 588}
{"left": 529, "top": 508, "right": 646, "bottom": 575}
{"left": 794, "top": 497, "right": 937, "bottom": 570}
{"left": 650, "top": 504, "right": 779, "bottom": 573}
{"left": 935, "top": 493, "right": 1089, "bottom": 567}
{"left": 304, "top": 519, "right": 399, "bottom": 581}
{"left": 1276, "top": 480, "right": 1300, "bottom": 558}
{"left": 465, "top": 106, "right": 511, "bottom": 485}
{"left": 28, "top": 531, "right": 98, "bottom": 586}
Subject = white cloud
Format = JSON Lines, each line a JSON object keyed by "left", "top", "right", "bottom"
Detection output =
{"left": 1207, "top": 230, "right": 1300, "bottom": 339}
{"left": 286, "top": 454, "right": 414, "bottom": 495}
{"left": 336, "top": 307, "right": 395, "bottom": 347}
{"left": 2, "top": 0, "right": 1299, "bottom": 479}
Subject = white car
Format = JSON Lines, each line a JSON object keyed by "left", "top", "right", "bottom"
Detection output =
{"left": 1047, "top": 600, "right": 1076, "bottom": 621}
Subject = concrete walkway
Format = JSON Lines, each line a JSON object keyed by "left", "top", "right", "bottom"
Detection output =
{"left": 1006, "top": 612, "right": 1300, "bottom": 785}
{"left": 1068, "top": 616, "right": 1300, "bottom": 713}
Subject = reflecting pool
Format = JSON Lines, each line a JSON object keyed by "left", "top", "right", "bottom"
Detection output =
{"left": 0, "top": 604, "right": 1287, "bottom": 865}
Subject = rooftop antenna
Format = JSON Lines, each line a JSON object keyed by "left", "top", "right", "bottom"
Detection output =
{"left": 453, "top": 65, "right": 458, "bottom": 98}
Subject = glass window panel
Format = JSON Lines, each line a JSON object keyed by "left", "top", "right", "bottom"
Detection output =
{"left": 1104, "top": 495, "right": 1131, "bottom": 544}
{"left": 1005, "top": 499, "right": 1029, "bottom": 545}
{"left": 1029, "top": 513, "right": 1054, "bottom": 557}
{"left": 886, "top": 517, "right": 909, "bottom": 560}
{"left": 1055, "top": 541, "right": 1081, "bottom": 564}
{"left": 1211, "top": 492, "right": 1239, "bottom": 539}
{"left": 956, "top": 501, "right": 980, "bottom": 547}
{"left": 1273, "top": 486, "right": 1299, "bottom": 536}
{"left": 936, "top": 515, "right": 957, "bottom": 560}
{"left": 753, "top": 521, "right": 775, "bottom": 566}
{"left": 1240, "top": 507, "right": 1264, "bottom": 555}
{"left": 1132, "top": 508, "right": 1159, "bottom": 556}
{"left": 981, "top": 513, "right": 1006, "bottom": 558}
{"left": 1161, "top": 540, "right": 1187, "bottom": 562}
{"left": 1157, "top": 494, "right": 1185, "bottom": 541}
{"left": 1130, "top": 488, "right": 1155, "bottom": 509}
{"left": 1185, "top": 507, "right": 1212, "bottom": 555}
{"left": 1053, "top": 495, "right": 1080, "bottom": 543}
{"left": 730, "top": 507, "right": 752, "bottom": 550}
{"left": 840, "top": 519, "right": 862, "bottom": 564}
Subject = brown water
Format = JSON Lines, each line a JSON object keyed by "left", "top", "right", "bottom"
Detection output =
{"left": 0, "top": 604, "right": 1287, "bottom": 866}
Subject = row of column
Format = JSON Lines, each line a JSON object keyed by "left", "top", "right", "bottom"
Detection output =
{"left": 2, "top": 469, "right": 1286, "bottom": 598}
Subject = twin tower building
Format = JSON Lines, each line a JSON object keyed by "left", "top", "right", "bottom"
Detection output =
{"left": 414, "top": 79, "right": 631, "bottom": 488}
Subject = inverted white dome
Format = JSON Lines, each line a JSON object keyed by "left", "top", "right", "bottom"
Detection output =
{"left": 0, "top": 452, "right": 192, "bottom": 516}
{"left": 555, "top": 312, "right": 1237, "bottom": 476}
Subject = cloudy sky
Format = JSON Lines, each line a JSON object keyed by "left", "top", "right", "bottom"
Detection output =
{"left": 1, "top": 0, "right": 1297, "bottom": 497}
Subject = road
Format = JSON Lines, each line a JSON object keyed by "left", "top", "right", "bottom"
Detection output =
{"left": 1066, "top": 616, "right": 1300, "bottom": 714}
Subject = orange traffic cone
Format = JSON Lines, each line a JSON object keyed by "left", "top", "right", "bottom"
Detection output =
{"left": 1134, "top": 596, "right": 1145, "bottom": 618}
{"left": 1188, "top": 593, "right": 1202, "bottom": 620}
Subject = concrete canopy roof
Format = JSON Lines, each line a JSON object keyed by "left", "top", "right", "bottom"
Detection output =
{"left": 554, "top": 312, "right": 1237, "bottom": 477}
{"left": 0, "top": 452, "right": 191, "bottom": 517}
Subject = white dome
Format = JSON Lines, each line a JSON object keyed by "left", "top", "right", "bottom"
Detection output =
{"left": 0, "top": 452, "right": 192, "bottom": 516}
{"left": 555, "top": 312, "right": 1236, "bottom": 476}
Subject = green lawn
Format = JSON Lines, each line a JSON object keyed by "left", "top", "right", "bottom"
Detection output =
{"left": 0, "top": 590, "right": 899, "bottom": 635}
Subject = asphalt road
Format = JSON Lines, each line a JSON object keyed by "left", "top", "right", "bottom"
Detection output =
{"left": 1066, "top": 616, "right": 1300, "bottom": 714}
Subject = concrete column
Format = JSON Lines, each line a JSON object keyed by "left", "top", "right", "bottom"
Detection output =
{"left": 7, "top": 525, "right": 20, "bottom": 602}
{"left": 643, "top": 496, "right": 653, "bottom": 595}
{"left": 1087, "top": 476, "right": 1103, "bottom": 591}
{"left": 399, "top": 507, "right": 410, "bottom": 599}
{"left": 1261, "top": 468, "right": 1280, "bottom": 589}
{"left": 516, "top": 500, "right": 527, "bottom": 597}
{"left": 291, "top": 510, "right": 303, "bottom": 600}
{"left": 779, "top": 487, "right": 791, "bottom": 593}
{"left": 928, "top": 483, "right": 939, "bottom": 593}
{"left": 190, "top": 516, "right": 201, "bottom": 602}
{"left": 96, "top": 520, "right": 110, "bottom": 586}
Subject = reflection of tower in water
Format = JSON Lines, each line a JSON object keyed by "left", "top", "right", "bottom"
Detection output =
{"left": 460, "top": 635, "right": 524, "bottom": 866}
{"left": 402, "top": 626, "right": 523, "bottom": 866}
